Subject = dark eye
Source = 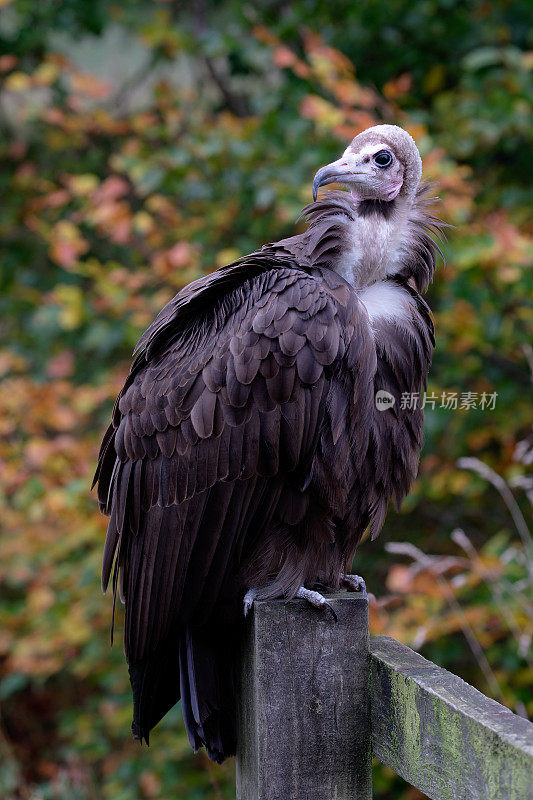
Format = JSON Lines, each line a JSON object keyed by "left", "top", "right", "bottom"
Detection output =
{"left": 373, "top": 150, "right": 392, "bottom": 167}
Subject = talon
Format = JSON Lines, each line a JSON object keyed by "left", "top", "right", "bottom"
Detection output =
{"left": 295, "top": 586, "right": 337, "bottom": 622}
{"left": 312, "top": 580, "right": 336, "bottom": 593}
{"left": 341, "top": 574, "right": 365, "bottom": 592}
{"left": 324, "top": 601, "right": 338, "bottom": 622}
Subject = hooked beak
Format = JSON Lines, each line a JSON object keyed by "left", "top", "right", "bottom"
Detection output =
{"left": 312, "top": 157, "right": 365, "bottom": 202}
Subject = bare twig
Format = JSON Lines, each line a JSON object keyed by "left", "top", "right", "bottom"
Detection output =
{"left": 108, "top": 48, "right": 163, "bottom": 116}
{"left": 451, "top": 528, "right": 533, "bottom": 666}
{"left": 203, "top": 56, "right": 250, "bottom": 117}
{"left": 457, "top": 457, "right": 532, "bottom": 567}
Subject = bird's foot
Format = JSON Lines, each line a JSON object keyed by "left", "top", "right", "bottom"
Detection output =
{"left": 243, "top": 588, "right": 259, "bottom": 617}
{"left": 341, "top": 574, "right": 365, "bottom": 592}
{"left": 244, "top": 584, "right": 339, "bottom": 621}
{"left": 295, "top": 586, "right": 337, "bottom": 622}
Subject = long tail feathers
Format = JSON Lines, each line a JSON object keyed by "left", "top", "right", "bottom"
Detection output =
{"left": 129, "top": 624, "right": 237, "bottom": 763}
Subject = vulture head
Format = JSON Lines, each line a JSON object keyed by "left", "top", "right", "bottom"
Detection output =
{"left": 312, "top": 124, "right": 422, "bottom": 202}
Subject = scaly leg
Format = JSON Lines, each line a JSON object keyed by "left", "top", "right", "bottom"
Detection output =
{"left": 243, "top": 588, "right": 259, "bottom": 617}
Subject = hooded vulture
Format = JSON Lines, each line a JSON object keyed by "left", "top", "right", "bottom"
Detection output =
{"left": 94, "top": 124, "right": 443, "bottom": 762}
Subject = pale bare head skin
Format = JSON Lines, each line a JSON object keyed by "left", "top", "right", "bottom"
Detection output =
{"left": 312, "top": 124, "right": 422, "bottom": 202}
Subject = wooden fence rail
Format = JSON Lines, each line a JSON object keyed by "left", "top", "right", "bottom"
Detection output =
{"left": 236, "top": 588, "right": 533, "bottom": 800}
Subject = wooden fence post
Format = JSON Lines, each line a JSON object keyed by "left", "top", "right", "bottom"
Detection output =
{"left": 236, "top": 588, "right": 371, "bottom": 800}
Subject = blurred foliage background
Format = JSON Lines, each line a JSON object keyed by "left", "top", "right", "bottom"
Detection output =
{"left": 0, "top": 1, "right": 532, "bottom": 798}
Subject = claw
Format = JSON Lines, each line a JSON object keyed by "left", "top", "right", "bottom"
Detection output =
{"left": 341, "top": 574, "right": 365, "bottom": 592}
{"left": 312, "top": 580, "right": 336, "bottom": 593}
{"left": 295, "top": 586, "right": 337, "bottom": 622}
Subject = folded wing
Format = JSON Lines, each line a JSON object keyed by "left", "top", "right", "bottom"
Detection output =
{"left": 94, "top": 257, "right": 367, "bottom": 667}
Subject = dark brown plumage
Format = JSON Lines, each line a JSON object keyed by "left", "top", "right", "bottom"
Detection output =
{"left": 94, "top": 124, "right": 443, "bottom": 762}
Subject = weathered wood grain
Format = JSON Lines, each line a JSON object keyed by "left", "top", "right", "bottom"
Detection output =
{"left": 370, "top": 635, "right": 533, "bottom": 800}
{"left": 236, "top": 589, "right": 371, "bottom": 800}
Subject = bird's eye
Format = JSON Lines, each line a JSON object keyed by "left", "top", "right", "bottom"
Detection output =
{"left": 373, "top": 150, "right": 392, "bottom": 168}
